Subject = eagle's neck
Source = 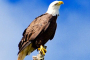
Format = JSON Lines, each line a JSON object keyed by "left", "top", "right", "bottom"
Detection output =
{"left": 46, "top": 6, "right": 60, "bottom": 16}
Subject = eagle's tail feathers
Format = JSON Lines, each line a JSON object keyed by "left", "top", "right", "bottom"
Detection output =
{"left": 17, "top": 51, "right": 26, "bottom": 60}
{"left": 17, "top": 43, "right": 35, "bottom": 60}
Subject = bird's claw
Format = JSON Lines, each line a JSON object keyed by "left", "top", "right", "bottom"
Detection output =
{"left": 38, "top": 45, "right": 47, "bottom": 55}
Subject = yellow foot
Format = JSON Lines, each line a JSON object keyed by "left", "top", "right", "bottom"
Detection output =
{"left": 38, "top": 45, "right": 47, "bottom": 55}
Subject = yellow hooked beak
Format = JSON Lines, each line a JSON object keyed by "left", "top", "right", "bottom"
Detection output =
{"left": 57, "top": 1, "right": 64, "bottom": 5}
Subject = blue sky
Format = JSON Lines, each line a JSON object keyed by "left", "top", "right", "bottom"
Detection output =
{"left": 0, "top": 0, "right": 90, "bottom": 60}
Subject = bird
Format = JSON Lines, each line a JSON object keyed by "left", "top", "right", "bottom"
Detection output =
{"left": 17, "top": 1, "right": 64, "bottom": 60}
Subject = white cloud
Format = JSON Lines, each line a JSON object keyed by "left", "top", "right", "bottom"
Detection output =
{"left": 0, "top": 1, "right": 23, "bottom": 60}
{"left": 0, "top": 0, "right": 48, "bottom": 60}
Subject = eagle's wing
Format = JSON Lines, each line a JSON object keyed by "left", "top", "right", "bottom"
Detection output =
{"left": 18, "top": 14, "right": 52, "bottom": 54}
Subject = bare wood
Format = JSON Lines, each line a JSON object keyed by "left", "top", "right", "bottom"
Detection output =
{"left": 32, "top": 51, "right": 44, "bottom": 60}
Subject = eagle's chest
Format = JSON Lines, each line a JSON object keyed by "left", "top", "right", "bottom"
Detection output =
{"left": 34, "top": 22, "right": 56, "bottom": 48}
{"left": 45, "top": 22, "right": 56, "bottom": 36}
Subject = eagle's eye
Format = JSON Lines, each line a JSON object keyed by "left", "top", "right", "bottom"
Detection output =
{"left": 55, "top": 3, "right": 58, "bottom": 5}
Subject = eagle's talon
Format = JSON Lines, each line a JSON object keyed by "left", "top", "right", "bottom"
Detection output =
{"left": 38, "top": 45, "right": 47, "bottom": 55}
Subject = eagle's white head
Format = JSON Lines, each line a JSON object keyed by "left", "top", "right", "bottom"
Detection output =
{"left": 46, "top": 1, "right": 64, "bottom": 16}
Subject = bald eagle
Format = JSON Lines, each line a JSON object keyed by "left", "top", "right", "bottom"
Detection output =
{"left": 17, "top": 1, "right": 64, "bottom": 60}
